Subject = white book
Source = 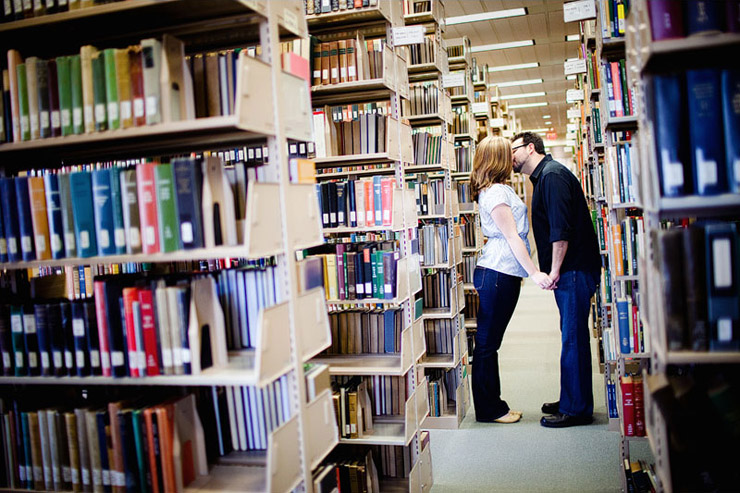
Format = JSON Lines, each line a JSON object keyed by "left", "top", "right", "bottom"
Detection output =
{"left": 140, "top": 38, "right": 162, "bottom": 125}
{"left": 154, "top": 281, "right": 173, "bottom": 375}
{"left": 45, "top": 410, "right": 61, "bottom": 491}
{"left": 235, "top": 270, "right": 248, "bottom": 348}
{"left": 245, "top": 270, "right": 259, "bottom": 345}
{"left": 218, "top": 54, "right": 229, "bottom": 120}
{"left": 280, "top": 374, "right": 292, "bottom": 420}
{"left": 233, "top": 386, "right": 247, "bottom": 451}
{"left": 37, "top": 411, "right": 53, "bottom": 491}
{"left": 225, "top": 385, "right": 239, "bottom": 451}
{"left": 312, "top": 110, "right": 327, "bottom": 158}
{"left": 355, "top": 179, "right": 366, "bottom": 228}
{"left": 166, "top": 287, "right": 185, "bottom": 375}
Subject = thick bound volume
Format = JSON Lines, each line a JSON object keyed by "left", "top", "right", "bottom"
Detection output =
{"left": 687, "top": 69, "right": 726, "bottom": 195}
{"left": 721, "top": 69, "right": 740, "bottom": 193}
{"left": 69, "top": 171, "right": 98, "bottom": 258}
{"left": 92, "top": 168, "right": 118, "bottom": 256}
{"left": 620, "top": 375, "right": 635, "bottom": 436}
{"left": 173, "top": 158, "right": 204, "bottom": 250}
{"left": 136, "top": 162, "right": 160, "bottom": 254}
{"left": 649, "top": 74, "right": 689, "bottom": 197}
{"left": 0, "top": 177, "right": 21, "bottom": 262}
{"left": 616, "top": 297, "right": 631, "bottom": 354}
{"left": 43, "top": 173, "right": 65, "bottom": 259}
{"left": 28, "top": 176, "right": 51, "bottom": 261}
{"left": 686, "top": 0, "right": 722, "bottom": 35}
{"left": 647, "top": 0, "right": 684, "bottom": 40}
{"left": 656, "top": 229, "right": 686, "bottom": 350}
{"left": 704, "top": 223, "right": 740, "bottom": 351}
{"left": 682, "top": 227, "right": 708, "bottom": 350}
{"left": 15, "top": 176, "right": 36, "bottom": 261}
{"left": 154, "top": 163, "right": 180, "bottom": 253}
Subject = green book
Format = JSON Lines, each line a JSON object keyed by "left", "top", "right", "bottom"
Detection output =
{"left": 16, "top": 64, "right": 31, "bottom": 141}
{"left": 154, "top": 163, "right": 180, "bottom": 253}
{"left": 103, "top": 48, "right": 119, "bottom": 130}
{"left": 91, "top": 52, "right": 107, "bottom": 132}
{"left": 69, "top": 55, "right": 84, "bottom": 135}
{"left": 374, "top": 250, "right": 385, "bottom": 299}
{"left": 130, "top": 410, "right": 148, "bottom": 493}
{"left": 56, "top": 56, "right": 73, "bottom": 136}
{"left": 108, "top": 167, "right": 126, "bottom": 254}
{"left": 58, "top": 173, "right": 77, "bottom": 258}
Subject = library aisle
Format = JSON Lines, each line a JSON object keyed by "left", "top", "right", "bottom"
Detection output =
{"left": 430, "top": 282, "right": 650, "bottom": 492}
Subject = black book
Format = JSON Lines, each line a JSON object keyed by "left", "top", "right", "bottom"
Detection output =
{"left": 83, "top": 301, "right": 102, "bottom": 376}
{"left": 320, "top": 183, "right": 330, "bottom": 228}
{"left": 335, "top": 181, "right": 346, "bottom": 227}
{"left": 149, "top": 409, "right": 165, "bottom": 493}
{"left": 22, "top": 305, "right": 41, "bottom": 376}
{"left": 94, "top": 410, "right": 112, "bottom": 493}
{"left": 46, "top": 303, "right": 66, "bottom": 377}
{"left": 101, "top": 278, "right": 128, "bottom": 378}
{"left": 71, "top": 301, "right": 89, "bottom": 377}
{"left": 683, "top": 226, "right": 708, "bottom": 351}
{"left": 212, "top": 386, "right": 233, "bottom": 455}
{"left": 657, "top": 229, "right": 686, "bottom": 350}
{"left": 327, "top": 181, "right": 338, "bottom": 228}
{"left": 118, "top": 409, "right": 141, "bottom": 493}
{"left": 354, "top": 249, "right": 364, "bottom": 299}
{"left": 36, "top": 58, "right": 51, "bottom": 139}
{"left": 0, "top": 305, "right": 13, "bottom": 376}
{"left": 60, "top": 301, "right": 76, "bottom": 376}
{"left": 347, "top": 179, "right": 357, "bottom": 227}
{"left": 33, "top": 304, "right": 52, "bottom": 376}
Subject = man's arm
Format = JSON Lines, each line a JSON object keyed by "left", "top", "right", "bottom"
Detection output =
{"left": 549, "top": 240, "right": 568, "bottom": 288}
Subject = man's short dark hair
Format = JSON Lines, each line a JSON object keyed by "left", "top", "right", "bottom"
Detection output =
{"left": 513, "top": 131, "right": 546, "bottom": 155}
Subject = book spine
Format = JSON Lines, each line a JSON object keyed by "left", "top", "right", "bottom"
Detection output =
{"left": 154, "top": 163, "right": 180, "bottom": 252}
{"left": 15, "top": 176, "right": 36, "bottom": 261}
{"left": 686, "top": 69, "right": 726, "bottom": 195}
{"left": 108, "top": 167, "right": 127, "bottom": 254}
{"left": 28, "top": 176, "right": 51, "bottom": 260}
{"left": 136, "top": 163, "right": 160, "bottom": 254}
{"left": 91, "top": 51, "right": 108, "bottom": 132}
{"left": 138, "top": 288, "right": 160, "bottom": 376}
{"left": 92, "top": 168, "right": 117, "bottom": 256}
{"left": 69, "top": 171, "right": 98, "bottom": 258}
{"left": 43, "top": 173, "right": 65, "bottom": 259}
{"left": 103, "top": 48, "right": 119, "bottom": 130}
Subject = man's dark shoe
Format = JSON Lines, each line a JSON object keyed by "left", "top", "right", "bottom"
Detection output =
{"left": 540, "top": 412, "right": 593, "bottom": 428}
{"left": 541, "top": 401, "right": 560, "bottom": 414}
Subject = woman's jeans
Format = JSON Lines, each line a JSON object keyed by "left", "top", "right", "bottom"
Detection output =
{"left": 552, "top": 270, "right": 598, "bottom": 417}
{"left": 472, "top": 266, "right": 522, "bottom": 421}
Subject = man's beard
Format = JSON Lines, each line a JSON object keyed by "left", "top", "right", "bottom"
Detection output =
{"left": 513, "top": 159, "right": 523, "bottom": 173}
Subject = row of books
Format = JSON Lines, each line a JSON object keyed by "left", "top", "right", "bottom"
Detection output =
{"left": 0, "top": 0, "right": 123, "bottom": 23}
{"left": 305, "top": 0, "right": 379, "bottom": 15}
{"left": 333, "top": 374, "right": 408, "bottom": 419}
{"left": 606, "top": 375, "right": 619, "bottom": 418}
{"left": 310, "top": 243, "right": 400, "bottom": 301}
{"left": 461, "top": 253, "right": 478, "bottom": 285}
{"left": 591, "top": 205, "right": 608, "bottom": 251}
{"left": 314, "top": 163, "right": 392, "bottom": 177}
{"left": 407, "top": 176, "right": 445, "bottom": 216}
{"left": 455, "top": 142, "right": 473, "bottom": 172}
{"left": 3, "top": 36, "right": 200, "bottom": 143}
{"left": 448, "top": 73, "right": 468, "bottom": 98}
{"left": 310, "top": 36, "right": 385, "bottom": 87}
{"left": 0, "top": 156, "right": 248, "bottom": 263}
{"left": 316, "top": 177, "right": 396, "bottom": 229}
{"left": 426, "top": 368, "right": 460, "bottom": 417}
{"left": 651, "top": 69, "right": 740, "bottom": 197}
{"left": 325, "top": 308, "right": 403, "bottom": 355}
{"left": 424, "top": 319, "right": 456, "bottom": 355}
{"left": 315, "top": 444, "right": 417, "bottom": 492}
{"left": 450, "top": 105, "right": 470, "bottom": 135}
{"left": 419, "top": 223, "right": 449, "bottom": 266}
{"left": 620, "top": 373, "right": 646, "bottom": 437}
{"left": 647, "top": 0, "right": 740, "bottom": 41}
{"left": 407, "top": 34, "right": 438, "bottom": 67}
{"left": 456, "top": 181, "right": 472, "bottom": 205}
{"left": 657, "top": 222, "right": 740, "bottom": 352}
{"left": 471, "top": 57, "right": 486, "bottom": 85}
{"left": 591, "top": 104, "right": 603, "bottom": 144}
{"left": 412, "top": 129, "right": 445, "bottom": 165}
{"left": 463, "top": 292, "right": 478, "bottom": 323}
{"left": 313, "top": 106, "right": 390, "bottom": 158}
{"left": 459, "top": 216, "right": 476, "bottom": 249}
{"left": 611, "top": 216, "right": 644, "bottom": 277}
{"left": 602, "top": 59, "right": 634, "bottom": 118}
{"left": 421, "top": 270, "right": 452, "bottom": 309}
{"left": 586, "top": 51, "right": 601, "bottom": 90}
{"left": 598, "top": 0, "right": 628, "bottom": 39}
{"left": 331, "top": 376, "right": 373, "bottom": 439}
{"left": 616, "top": 290, "right": 646, "bottom": 355}
{"left": 446, "top": 45, "right": 465, "bottom": 59}
{"left": 623, "top": 459, "right": 655, "bottom": 493}
{"left": 403, "top": 0, "right": 432, "bottom": 15}
{"left": 407, "top": 81, "right": 440, "bottom": 117}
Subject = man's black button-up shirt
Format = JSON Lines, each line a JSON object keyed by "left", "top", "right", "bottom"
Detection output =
{"left": 530, "top": 154, "right": 601, "bottom": 276}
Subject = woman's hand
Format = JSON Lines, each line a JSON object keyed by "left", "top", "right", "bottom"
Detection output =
{"left": 531, "top": 271, "right": 554, "bottom": 290}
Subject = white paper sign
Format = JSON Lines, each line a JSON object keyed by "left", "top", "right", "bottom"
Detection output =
{"left": 502, "top": 129, "right": 515, "bottom": 138}
{"left": 566, "top": 89, "right": 585, "bottom": 102}
{"left": 567, "top": 108, "right": 581, "bottom": 118}
{"left": 563, "top": 0, "right": 596, "bottom": 22}
{"left": 472, "top": 102, "right": 488, "bottom": 114}
{"left": 393, "top": 25, "right": 425, "bottom": 46}
{"left": 490, "top": 118, "right": 505, "bottom": 127}
{"left": 442, "top": 72, "right": 465, "bottom": 88}
{"left": 564, "top": 58, "right": 587, "bottom": 75}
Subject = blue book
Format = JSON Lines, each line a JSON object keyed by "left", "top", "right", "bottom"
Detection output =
{"left": 92, "top": 168, "right": 117, "bottom": 256}
{"left": 20, "top": 412, "right": 32, "bottom": 489}
{"left": 686, "top": 0, "right": 722, "bottom": 35}
{"left": 33, "top": 304, "right": 52, "bottom": 377}
{"left": 71, "top": 301, "right": 90, "bottom": 377}
{"left": 383, "top": 310, "right": 396, "bottom": 353}
{"left": 118, "top": 410, "right": 142, "bottom": 492}
{"left": 172, "top": 158, "right": 204, "bottom": 250}
{"left": 616, "top": 297, "right": 631, "bottom": 355}
{"left": 0, "top": 193, "right": 5, "bottom": 263}
{"left": 721, "top": 69, "right": 740, "bottom": 193}
{"left": 687, "top": 69, "right": 726, "bottom": 195}
{"left": 60, "top": 302, "right": 76, "bottom": 376}
{"left": 79, "top": 265, "right": 86, "bottom": 297}
{"left": 0, "top": 178, "right": 21, "bottom": 263}
{"left": 347, "top": 179, "right": 356, "bottom": 227}
{"left": 604, "top": 63, "right": 615, "bottom": 118}
{"left": 95, "top": 411, "right": 113, "bottom": 493}
{"left": 373, "top": 176, "right": 382, "bottom": 226}
{"left": 650, "top": 74, "right": 689, "bottom": 197}
{"left": 15, "top": 176, "right": 36, "bottom": 261}
{"left": 22, "top": 306, "right": 40, "bottom": 376}
{"left": 108, "top": 166, "right": 127, "bottom": 254}
{"left": 46, "top": 303, "right": 66, "bottom": 377}
{"left": 43, "top": 173, "right": 66, "bottom": 259}
{"left": 704, "top": 223, "right": 740, "bottom": 351}
{"left": 69, "top": 171, "right": 98, "bottom": 258}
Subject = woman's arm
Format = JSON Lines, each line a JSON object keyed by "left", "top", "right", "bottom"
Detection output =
{"left": 490, "top": 203, "right": 553, "bottom": 289}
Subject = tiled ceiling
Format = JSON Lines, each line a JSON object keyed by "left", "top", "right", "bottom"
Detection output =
{"left": 444, "top": 0, "right": 582, "bottom": 141}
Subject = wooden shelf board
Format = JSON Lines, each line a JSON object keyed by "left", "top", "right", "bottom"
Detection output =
{"left": 338, "top": 418, "right": 408, "bottom": 446}
{"left": 404, "top": 163, "right": 451, "bottom": 172}
{"left": 326, "top": 294, "right": 410, "bottom": 307}
{"left": 314, "top": 152, "right": 399, "bottom": 166}
{"left": 408, "top": 62, "right": 442, "bottom": 74}
{"left": 406, "top": 113, "right": 448, "bottom": 124}
{"left": 315, "top": 167, "right": 395, "bottom": 179}
{"left": 452, "top": 133, "right": 475, "bottom": 140}
{"left": 604, "top": 115, "right": 637, "bottom": 130}
{"left": 421, "top": 308, "right": 455, "bottom": 320}
{"left": 419, "top": 354, "right": 455, "bottom": 368}
{"left": 640, "top": 33, "right": 740, "bottom": 73}
{"left": 313, "top": 354, "right": 409, "bottom": 376}
{"left": 650, "top": 194, "right": 740, "bottom": 219}
{"left": 306, "top": 6, "right": 391, "bottom": 29}
{"left": 663, "top": 350, "right": 740, "bottom": 365}
{"left": 323, "top": 223, "right": 409, "bottom": 234}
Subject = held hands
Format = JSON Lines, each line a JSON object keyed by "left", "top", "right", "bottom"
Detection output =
{"left": 531, "top": 271, "right": 555, "bottom": 290}
{"left": 547, "top": 270, "right": 560, "bottom": 290}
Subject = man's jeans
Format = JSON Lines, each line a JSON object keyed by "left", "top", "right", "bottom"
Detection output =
{"left": 553, "top": 270, "right": 599, "bottom": 417}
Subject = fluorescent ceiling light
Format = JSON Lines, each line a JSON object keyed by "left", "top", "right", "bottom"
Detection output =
{"left": 446, "top": 8, "right": 527, "bottom": 25}
{"left": 566, "top": 75, "right": 577, "bottom": 80}
{"left": 565, "top": 57, "right": 579, "bottom": 62}
{"left": 544, "top": 121, "right": 552, "bottom": 124}
{"left": 500, "top": 91, "right": 546, "bottom": 100}
{"left": 566, "top": 34, "right": 580, "bottom": 41}
{"left": 489, "top": 62, "right": 539, "bottom": 72}
{"left": 509, "top": 102, "right": 548, "bottom": 109}
{"left": 525, "top": 128, "right": 550, "bottom": 132}
{"left": 471, "top": 40, "right": 534, "bottom": 53}
{"left": 542, "top": 115, "right": 551, "bottom": 118}
{"left": 490, "top": 78, "right": 543, "bottom": 88}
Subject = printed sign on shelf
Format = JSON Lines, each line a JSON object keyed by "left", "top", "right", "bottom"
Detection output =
{"left": 490, "top": 118, "right": 505, "bottom": 128}
{"left": 566, "top": 89, "right": 585, "bottom": 102}
{"left": 567, "top": 108, "right": 581, "bottom": 119}
{"left": 392, "top": 25, "right": 425, "bottom": 46}
{"left": 472, "top": 102, "right": 488, "bottom": 114}
{"left": 442, "top": 72, "right": 466, "bottom": 88}
{"left": 564, "top": 59, "right": 587, "bottom": 75}
{"left": 563, "top": 0, "right": 596, "bottom": 22}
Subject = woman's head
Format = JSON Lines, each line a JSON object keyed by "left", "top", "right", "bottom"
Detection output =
{"left": 470, "top": 136, "right": 513, "bottom": 201}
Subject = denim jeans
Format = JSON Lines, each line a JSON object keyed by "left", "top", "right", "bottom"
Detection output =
{"left": 553, "top": 270, "right": 599, "bottom": 417}
{"left": 473, "top": 266, "right": 522, "bottom": 421}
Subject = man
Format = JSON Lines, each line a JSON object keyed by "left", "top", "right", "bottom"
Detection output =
{"left": 511, "top": 132, "right": 601, "bottom": 428}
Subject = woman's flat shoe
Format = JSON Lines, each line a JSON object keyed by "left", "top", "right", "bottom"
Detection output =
{"left": 493, "top": 411, "right": 521, "bottom": 424}
{"left": 510, "top": 410, "right": 523, "bottom": 416}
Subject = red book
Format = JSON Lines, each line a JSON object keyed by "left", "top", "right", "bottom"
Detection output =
{"left": 136, "top": 162, "right": 160, "bottom": 254}
{"left": 610, "top": 62, "right": 623, "bottom": 117}
{"left": 122, "top": 287, "right": 141, "bottom": 378}
{"left": 47, "top": 60, "right": 62, "bottom": 137}
{"left": 138, "top": 288, "right": 160, "bottom": 376}
{"left": 93, "top": 281, "right": 112, "bottom": 377}
{"left": 632, "top": 304, "right": 640, "bottom": 354}
{"left": 364, "top": 180, "right": 373, "bottom": 226}
{"left": 620, "top": 375, "right": 635, "bottom": 436}
{"left": 381, "top": 177, "right": 393, "bottom": 226}
{"left": 129, "top": 47, "right": 147, "bottom": 127}
{"left": 633, "top": 375, "right": 646, "bottom": 436}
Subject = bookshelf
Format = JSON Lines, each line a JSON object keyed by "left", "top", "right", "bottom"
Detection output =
{"left": 403, "top": 1, "right": 469, "bottom": 432}
{"left": 0, "top": 2, "right": 343, "bottom": 493}
{"left": 306, "top": 1, "right": 433, "bottom": 491}
{"left": 572, "top": 3, "right": 652, "bottom": 490}
{"left": 625, "top": 0, "right": 740, "bottom": 491}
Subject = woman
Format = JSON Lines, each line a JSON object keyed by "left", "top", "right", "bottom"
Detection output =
{"left": 470, "top": 136, "right": 553, "bottom": 423}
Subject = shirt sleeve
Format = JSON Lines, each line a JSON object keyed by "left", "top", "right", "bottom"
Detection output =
{"left": 480, "top": 185, "right": 509, "bottom": 215}
{"left": 541, "top": 173, "right": 574, "bottom": 243}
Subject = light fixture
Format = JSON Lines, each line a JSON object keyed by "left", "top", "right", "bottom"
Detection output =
{"left": 489, "top": 78, "right": 543, "bottom": 88}
{"left": 566, "top": 75, "right": 577, "bottom": 80}
{"left": 524, "top": 128, "right": 550, "bottom": 132}
{"left": 542, "top": 115, "right": 551, "bottom": 119}
{"left": 471, "top": 40, "right": 534, "bottom": 53}
{"left": 508, "top": 102, "right": 548, "bottom": 109}
{"left": 565, "top": 57, "right": 580, "bottom": 62}
{"left": 566, "top": 34, "right": 580, "bottom": 41}
{"left": 500, "top": 91, "right": 546, "bottom": 100}
{"left": 545, "top": 121, "right": 552, "bottom": 124}
{"left": 446, "top": 8, "right": 527, "bottom": 25}
{"left": 489, "top": 62, "right": 539, "bottom": 72}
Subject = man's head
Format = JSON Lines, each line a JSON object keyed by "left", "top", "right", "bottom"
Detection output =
{"left": 511, "top": 131, "right": 546, "bottom": 175}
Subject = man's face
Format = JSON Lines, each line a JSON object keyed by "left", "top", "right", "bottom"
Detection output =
{"left": 511, "top": 139, "right": 527, "bottom": 173}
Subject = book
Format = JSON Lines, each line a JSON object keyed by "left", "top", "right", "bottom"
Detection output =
{"left": 154, "top": 163, "right": 180, "bottom": 252}
{"left": 686, "top": 69, "right": 726, "bottom": 195}
{"left": 91, "top": 50, "right": 108, "bottom": 132}
{"left": 721, "top": 69, "right": 740, "bottom": 194}
{"left": 103, "top": 48, "right": 119, "bottom": 130}
{"left": 15, "top": 176, "right": 36, "bottom": 261}
{"left": 35, "top": 58, "right": 51, "bottom": 139}
{"left": 141, "top": 38, "right": 162, "bottom": 125}
{"left": 621, "top": 375, "right": 635, "bottom": 436}
{"left": 136, "top": 162, "right": 160, "bottom": 255}
{"left": 683, "top": 227, "right": 708, "bottom": 351}
{"left": 69, "top": 171, "right": 98, "bottom": 258}
{"left": 25, "top": 57, "right": 40, "bottom": 140}
{"left": 686, "top": 0, "right": 722, "bottom": 35}
{"left": 128, "top": 46, "right": 146, "bottom": 127}
{"left": 0, "top": 178, "right": 21, "bottom": 262}
{"left": 704, "top": 222, "right": 740, "bottom": 351}
{"left": 647, "top": 0, "right": 684, "bottom": 40}
{"left": 92, "top": 168, "right": 118, "bottom": 256}
{"left": 80, "top": 45, "right": 98, "bottom": 133}
{"left": 43, "top": 173, "right": 65, "bottom": 259}
{"left": 108, "top": 166, "right": 127, "bottom": 254}
{"left": 119, "top": 168, "right": 143, "bottom": 255}
{"left": 57, "top": 173, "right": 78, "bottom": 258}
{"left": 114, "top": 48, "right": 133, "bottom": 129}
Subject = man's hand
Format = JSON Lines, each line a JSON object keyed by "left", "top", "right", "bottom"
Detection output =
{"left": 531, "top": 271, "right": 553, "bottom": 290}
{"left": 547, "top": 270, "right": 560, "bottom": 290}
